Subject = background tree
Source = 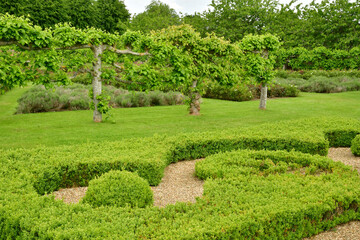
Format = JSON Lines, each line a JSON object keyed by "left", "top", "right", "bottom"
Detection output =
{"left": 239, "top": 34, "right": 280, "bottom": 110}
{"left": 204, "top": 0, "right": 279, "bottom": 42}
{"left": 130, "top": 0, "right": 181, "bottom": 33}
{"left": 95, "top": 0, "right": 130, "bottom": 33}
{"left": 64, "top": 0, "right": 98, "bottom": 29}
{"left": 302, "top": 0, "right": 360, "bottom": 49}
{"left": 269, "top": 1, "right": 307, "bottom": 48}
{"left": 182, "top": 13, "right": 208, "bottom": 37}
{"left": 0, "top": 0, "right": 28, "bottom": 17}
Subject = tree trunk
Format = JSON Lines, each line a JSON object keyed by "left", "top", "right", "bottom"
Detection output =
{"left": 259, "top": 83, "right": 267, "bottom": 110}
{"left": 189, "top": 80, "right": 201, "bottom": 115}
{"left": 92, "top": 45, "right": 104, "bottom": 122}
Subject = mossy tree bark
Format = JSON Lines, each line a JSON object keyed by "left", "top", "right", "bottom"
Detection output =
{"left": 259, "top": 83, "right": 267, "bottom": 110}
{"left": 91, "top": 45, "right": 104, "bottom": 123}
{"left": 189, "top": 80, "right": 201, "bottom": 115}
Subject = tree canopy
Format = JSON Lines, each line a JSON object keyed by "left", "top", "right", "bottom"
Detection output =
{"left": 130, "top": 0, "right": 181, "bottom": 33}
{"left": 0, "top": 0, "right": 130, "bottom": 33}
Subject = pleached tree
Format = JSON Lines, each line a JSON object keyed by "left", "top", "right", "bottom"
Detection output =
{"left": 0, "top": 14, "right": 152, "bottom": 122}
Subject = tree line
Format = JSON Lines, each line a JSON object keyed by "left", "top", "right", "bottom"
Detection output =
{"left": 0, "top": 0, "right": 130, "bottom": 33}
{"left": 2, "top": 0, "right": 359, "bottom": 50}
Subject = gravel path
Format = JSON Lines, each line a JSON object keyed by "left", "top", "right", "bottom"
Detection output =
{"left": 53, "top": 159, "right": 204, "bottom": 206}
{"left": 304, "top": 148, "right": 360, "bottom": 240}
{"left": 151, "top": 159, "right": 203, "bottom": 207}
{"left": 53, "top": 148, "right": 360, "bottom": 239}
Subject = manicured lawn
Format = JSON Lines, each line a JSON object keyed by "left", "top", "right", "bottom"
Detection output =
{"left": 1, "top": 87, "right": 360, "bottom": 149}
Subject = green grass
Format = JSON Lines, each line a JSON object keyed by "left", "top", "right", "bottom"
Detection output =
{"left": 1, "top": 88, "right": 360, "bottom": 149}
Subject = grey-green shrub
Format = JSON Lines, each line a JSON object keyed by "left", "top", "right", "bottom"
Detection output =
{"left": 81, "top": 170, "right": 153, "bottom": 208}
{"left": 351, "top": 135, "right": 360, "bottom": 156}
{"left": 203, "top": 81, "right": 299, "bottom": 102}
{"left": 16, "top": 84, "right": 185, "bottom": 114}
{"left": 275, "top": 75, "right": 360, "bottom": 93}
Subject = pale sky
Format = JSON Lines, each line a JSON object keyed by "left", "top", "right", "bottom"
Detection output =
{"left": 123, "top": 0, "right": 320, "bottom": 16}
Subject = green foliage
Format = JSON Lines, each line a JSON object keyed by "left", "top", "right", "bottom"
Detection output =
{"left": 184, "top": 0, "right": 359, "bottom": 50}
{"left": 1, "top": 117, "right": 360, "bottom": 238}
{"left": 274, "top": 47, "right": 360, "bottom": 70}
{"left": 81, "top": 170, "right": 153, "bottom": 208}
{"left": 90, "top": 90, "right": 112, "bottom": 115}
{"left": 275, "top": 69, "right": 360, "bottom": 80}
{"left": 301, "top": 0, "right": 360, "bottom": 49}
{"left": 204, "top": 82, "right": 253, "bottom": 102}
{"left": 351, "top": 135, "right": 360, "bottom": 156}
{"left": 95, "top": 0, "right": 130, "bottom": 33}
{"left": 64, "top": 0, "right": 98, "bottom": 30}
{"left": 205, "top": 0, "right": 278, "bottom": 42}
{"left": 0, "top": 0, "right": 69, "bottom": 29}
{"left": 240, "top": 34, "right": 280, "bottom": 84}
{"left": 151, "top": 24, "right": 243, "bottom": 113}
{"left": 196, "top": 149, "right": 342, "bottom": 180}
{"left": 130, "top": 0, "right": 181, "bottom": 33}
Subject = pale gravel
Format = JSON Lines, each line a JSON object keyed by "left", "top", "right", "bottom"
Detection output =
{"left": 53, "top": 148, "right": 360, "bottom": 239}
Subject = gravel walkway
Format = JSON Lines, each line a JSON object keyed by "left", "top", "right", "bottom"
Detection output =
{"left": 53, "top": 159, "right": 204, "bottom": 206}
{"left": 304, "top": 148, "right": 360, "bottom": 240}
{"left": 53, "top": 148, "right": 360, "bottom": 239}
{"left": 151, "top": 159, "right": 203, "bottom": 207}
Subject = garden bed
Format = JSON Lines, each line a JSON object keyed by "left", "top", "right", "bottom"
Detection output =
{"left": 1, "top": 117, "right": 360, "bottom": 239}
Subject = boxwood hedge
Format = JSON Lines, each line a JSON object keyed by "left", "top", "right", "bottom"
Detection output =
{"left": 351, "top": 135, "right": 360, "bottom": 156}
{"left": 0, "top": 117, "right": 360, "bottom": 239}
{"left": 81, "top": 170, "right": 153, "bottom": 208}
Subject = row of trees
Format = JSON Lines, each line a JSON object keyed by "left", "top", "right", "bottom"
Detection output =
{"left": 2, "top": 0, "right": 358, "bottom": 50}
{"left": 133, "top": 0, "right": 359, "bottom": 50}
{"left": 0, "top": 0, "right": 130, "bottom": 33}
{"left": 0, "top": 14, "right": 280, "bottom": 122}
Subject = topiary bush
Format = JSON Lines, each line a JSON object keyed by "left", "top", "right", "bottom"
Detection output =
{"left": 81, "top": 170, "right": 153, "bottom": 208}
{"left": 351, "top": 135, "right": 360, "bottom": 156}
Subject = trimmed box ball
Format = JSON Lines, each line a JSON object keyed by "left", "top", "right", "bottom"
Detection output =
{"left": 82, "top": 170, "right": 153, "bottom": 208}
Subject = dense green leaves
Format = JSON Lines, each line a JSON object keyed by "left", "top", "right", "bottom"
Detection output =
{"left": 151, "top": 24, "right": 243, "bottom": 114}
{"left": 82, "top": 170, "right": 153, "bottom": 208}
{"left": 351, "top": 135, "right": 360, "bottom": 156}
{"left": 240, "top": 34, "right": 280, "bottom": 84}
{"left": 205, "top": 0, "right": 279, "bottom": 42}
{"left": 95, "top": 0, "right": 130, "bottom": 34}
{"left": 274, "top": 47, "right": 360, "bottom": 70}
{"left": 130, "top": 0, "right": 181, "bottom": 33}
{"left": 0, "top": 0, "right": 130, "bottom": 32}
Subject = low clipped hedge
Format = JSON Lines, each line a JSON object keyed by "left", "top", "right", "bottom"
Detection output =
{"left": 351, "top": 135, "right": 360, "bottom": 156}
{"left": 1, "top": 117, "right": 360, "bottom": 239}
{"left": 82, "top": 170, "right": 153, "bottom": 208}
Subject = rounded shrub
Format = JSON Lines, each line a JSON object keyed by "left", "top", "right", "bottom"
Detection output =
{"left": 81, "top": 170, "right": 153, "bottom": 208}
{"left": 351, "top": 135, "right": 360, "bottom": 156}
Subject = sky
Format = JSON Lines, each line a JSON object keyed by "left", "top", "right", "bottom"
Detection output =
{"left": 123, "top": 0, "right": 319, "bottom": 16}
